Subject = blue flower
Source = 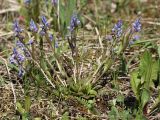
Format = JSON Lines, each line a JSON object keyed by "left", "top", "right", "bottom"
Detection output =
{"left": 129, "top": 35, "right": 140, "bottom": 45}
{"left": 41, "top": 16, "right": 49, "bottom": 27}
{"left": 69, "top": 14, "right": 80, "bottom": 32}
{"left": 132, "top": 18, "right": 141, "bottom": 32}
{"left": 13, "top": 20, "right": 23, "bottom": 36}
{"left": 112, "top": 20, "right": 123, "bottom": 38}
{"left": 40, "top": 16, "right": 49, "bottom": 36}
{"left": 27, "top": 39, "right": 34, "bottom": 45}
{"left": 18, "top": 66, "right": 24, "bottom": 78}
{"left": 30, "top": 19, "right": 38, "bottom": 32}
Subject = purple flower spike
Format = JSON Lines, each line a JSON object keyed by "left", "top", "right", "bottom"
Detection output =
{"left": 30, "top": 19, "right": 38, "bottom": 32}
{"left": 112, "top": 20, "right": 123, "bottom": 31}
{"left": 13, "top": 20, "right": 23, "bottom": 36}
{"left": 70, "top": 14, "right": 80, "bottom": 32}
{"left": 112, "top": 20, "right": 123, "bottom": 38}
{"left": 41, "top": 16, "right": 49, "bottom": 27}
{"left": 52, "top": 0, "right": 57, "bottom": 6}
{"left": 132, "top": 18, "right": 141, "bottom": 32}
{"left": 40, "top": 16, "right": 49, "bottom": 36}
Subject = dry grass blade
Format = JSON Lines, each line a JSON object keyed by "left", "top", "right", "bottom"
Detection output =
{"left": 0, "top": 56, "right": 10, "bottom": 80}
{"left": 0, "top": 8, "right": 20, "bottom": 14}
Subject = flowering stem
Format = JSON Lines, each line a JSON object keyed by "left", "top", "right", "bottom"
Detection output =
{"left": 45, "top": 32, "right": 55, "bottom": 53}
{"left": 44, "top": 32, "right": 69, "bottom": 83}
{"left": 70, "top": 30, "right": 79, "bottom": 83}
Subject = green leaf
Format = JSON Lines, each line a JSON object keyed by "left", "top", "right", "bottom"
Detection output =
{"left": 136, "top": 114, "right": 148, "bottom": 120}
{"left": 116, "top": 94, "right": 124, "bottom": 103}
{"left": 130, "top": 71, "right": 141, "bottom": 100}
{"left": 151, "top": 61, "right": 159, "bottom": 81}
{"left": 16, "top": 102, "right": 25, "bottom": 114}
{"left": 88, "top": 90, "right": 97, "bottom": 96}
{"left": 141, "top": 88, "right": 150, "bottom": 109}
{"left": 108, "top": 106, "right": 119, "bottom": 120}
{"left": 25, "top": 96, "right": 31, "bottom": 112}
{"left": 119, "top": 110, "right": 132, "bottom": 120}
{"left": 62, "top": 112, "right": 69, "bottom": 120}
{"left": 140, "top": 51, "right": 158, "bottom": 89}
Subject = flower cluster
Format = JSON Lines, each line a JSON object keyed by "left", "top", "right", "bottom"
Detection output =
{"left": 129, "top": 18, "right": 142, "bottom": 45}
{"left": 13, "top": 20, "right": 23, "bottom": 36}
{"left": 132, "top": 18, "right": 141, "bottom": 32}
{"left": 30, "top": 19, "right": 38, "bottom": 32}
{"left": 9, "top": 48, "right": 25, "bottom": 77}
{"left": 10, "top": 48, "right": 25, "bottom": 64}
{"left": 112, "top": 20, "right": 123, "bottom": 38}
{"left": 10, "top": 16, "right": 59, "bottom": 77}
{"left": 40, "top": 16, "right": 49, "bottom": 36}
{"left": 10, "top": 20, "right": 31, "bottom": 77}
{"left": 69, "top": 14, "right": 80, "bottom": 32}
{"left": 108, "top": 18, "right": 141, "bottom": 46}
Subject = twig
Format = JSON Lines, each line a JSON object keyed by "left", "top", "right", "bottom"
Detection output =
{"left": 10, "top": 82, "right": 17, "bottom": 109}
{"left": 95, "top": 27, "right": 103, "bottom": 50}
